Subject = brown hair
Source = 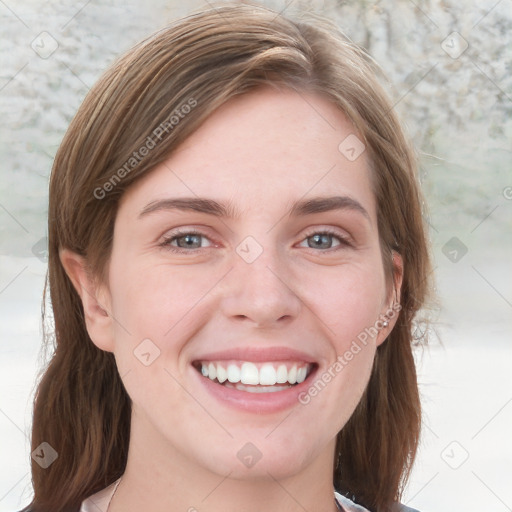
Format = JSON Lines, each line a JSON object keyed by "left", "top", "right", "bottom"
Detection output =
{"left": 24, "top": 3, "right": 432, "bottom": 511}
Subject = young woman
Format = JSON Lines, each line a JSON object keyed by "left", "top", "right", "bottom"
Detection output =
{"left": 22, "top": 3, "right": 431, "bottom": 512}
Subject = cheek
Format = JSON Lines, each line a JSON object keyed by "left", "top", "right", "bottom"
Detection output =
{"left": 109, "top": 261, "right": 216, "bottom": 337}
{"left": 297, "top": 303, "right": 378, "bottom": 433}
{"left": 107, "top": 259, "right": 229, "bottom": 386}
{"left": 298, "top": 261, "right": 386, "bottom": 346}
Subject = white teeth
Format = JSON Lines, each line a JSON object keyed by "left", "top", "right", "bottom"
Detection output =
{"left": 199, "top": 360, "right": 311, "bottom": 388}
{"left": 276, "top": 364, "right": 288, "bottom": 383}
{"left": 216, "top": 364, "right": 227, "bottom": 383}
{"left": 296, "top": 366, "right": 307, "bottom": 384}
{"left": 240, "top": 362, "right": 259, "bottom": 385}
{"left": 288, "top": 365, "right": 297, "bottom": 384}
{"left": 227, "top": 364, "right": 241, "bottom": 383}
{"left": 259, "top": 364, "right": 277, "bottom": 385}
{"left": 224, "top": 382, "right": 292, "bottom": 393}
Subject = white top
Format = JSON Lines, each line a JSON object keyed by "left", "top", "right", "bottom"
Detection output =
{"left": 79, "top": 478, "right": 417, "bottom": 512}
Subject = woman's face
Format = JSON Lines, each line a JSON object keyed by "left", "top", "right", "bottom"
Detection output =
{"left": 93, "top": 87, "right": 399, "bottom": 480}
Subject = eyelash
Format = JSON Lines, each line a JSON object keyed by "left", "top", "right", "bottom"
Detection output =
{"left": 160, "top": 228, "right": 352, "bottom": 254}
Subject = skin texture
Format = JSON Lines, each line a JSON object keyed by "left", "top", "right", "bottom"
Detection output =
{"left": 61, "top": 87, "right": 402, "bottom": 512}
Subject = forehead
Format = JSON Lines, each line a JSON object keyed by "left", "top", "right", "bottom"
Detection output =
{"left": 119, "top": 87, "right": 376, "bottom": 222}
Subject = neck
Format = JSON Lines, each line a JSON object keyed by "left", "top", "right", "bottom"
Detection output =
{"left": 109, "top": 409, "right": 339, "bottom": 512}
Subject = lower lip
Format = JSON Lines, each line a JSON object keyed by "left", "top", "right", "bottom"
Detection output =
{"left": 192, "top": 365, "right": 318, "bottom": 414}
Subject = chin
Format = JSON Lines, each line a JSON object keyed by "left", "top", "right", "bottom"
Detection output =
{"left": 198, "top": 436, "right": 319, "bottom": 481}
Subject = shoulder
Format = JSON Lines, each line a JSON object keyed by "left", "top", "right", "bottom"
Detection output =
{"left": 80, "top": 478, "right": 121, "bottom": 512}
{"left": 334, "top": 492, "right": 421, "bottom": 512}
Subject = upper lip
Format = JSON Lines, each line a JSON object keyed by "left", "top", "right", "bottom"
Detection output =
{"left": 192, "top": 346, "right": 317, "bottom": 364}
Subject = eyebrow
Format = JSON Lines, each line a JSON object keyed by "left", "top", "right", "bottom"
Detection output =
{"left": 138, "top": 196, "right": 370, "bottom": 221}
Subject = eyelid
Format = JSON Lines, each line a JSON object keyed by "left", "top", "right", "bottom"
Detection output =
{"left": 301, "top": 225, "right": 351, "bottom": 239}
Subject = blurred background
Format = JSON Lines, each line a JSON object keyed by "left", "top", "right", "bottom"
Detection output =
{"left": 0, "top": 1, "right": 511, "bottom": 511}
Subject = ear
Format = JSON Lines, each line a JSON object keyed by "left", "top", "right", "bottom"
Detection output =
{"left": 376, "top": 250, "right": 403, "bottom": 346}
{"left": 59, "top": 248, "right": 115, "bottom": 352}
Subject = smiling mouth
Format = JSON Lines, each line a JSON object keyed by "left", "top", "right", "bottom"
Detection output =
{"left": 192, "top": 360, "right": 317, "bottom": 393}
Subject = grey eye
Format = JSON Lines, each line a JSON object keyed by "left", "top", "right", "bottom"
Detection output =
{"left": 306, "top": 233, "right": 339, "bottom": 249}
{"left": 175, "top": 234, "right": 203, "bottom": 248}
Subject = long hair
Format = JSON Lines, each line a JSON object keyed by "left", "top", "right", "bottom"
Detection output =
{"left": 23, "top": 3, "right": 432, "bottom": 511}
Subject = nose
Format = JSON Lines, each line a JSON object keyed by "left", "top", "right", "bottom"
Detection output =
{"left": 219, "top": 247, "right": 302, "bottom": 329}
